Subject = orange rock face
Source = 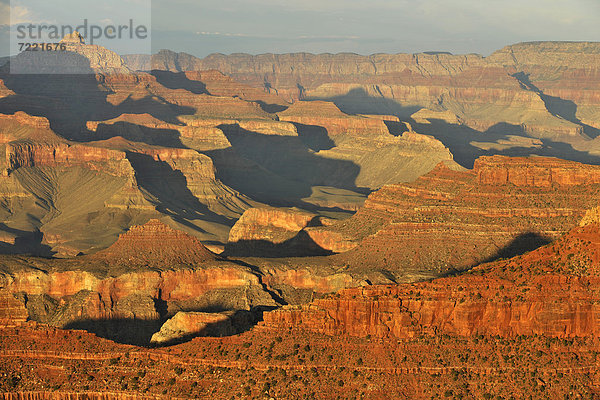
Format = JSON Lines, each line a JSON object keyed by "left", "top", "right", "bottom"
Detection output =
{"left": 228, "top": 207, "right": 317, "bottom": 244}
{"left": 0, "top": 78, "right": 14, "bottom": 98}
{"left": 226, "top": 207, "right": 336, "bottom": 256}
{"left": 317, "top": 155, "right": 600, "bottom": 276}
{"left": 475, "top": 156, "right": 600, "bottom": 187}
{"left": 262, "top": 222, "right": 600, "bottom": 339}
{"left": 150, "top": 311, "right": 237, "bottom": 344}
{"left": 0, "top": 290, "right": 28, "bottom": 324}
{"left": 0, "top": 220, "right": 280, "bottom": 344}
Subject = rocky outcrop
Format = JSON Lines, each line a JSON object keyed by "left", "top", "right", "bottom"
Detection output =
{"left": 262, "top": 222, "right": 600, "bottom": 339}
{"left": 0, "top": 79, "right": 13, "bottom": 98}
{"left": 91, "top": 219, "right": 217, "bottom": 266}
{"left": 262, "top": 276, "right": 600, "bottom": 338}
{"left": 0, "top": 112, "right": 135, "bottom": 177}
{"left": 581, "top": 207, "right": 600, "bottom": 226}
{"left": 58, "top": 32, "right": 130, "bottom": 73}
{"left": 312, "top": 155, "right": 600, "bottom": 276}
{"left": 183, "top": 70, "right": 288, "bottom": 107}
{"left": 475, "top": 155, "right": 600, "bottom": 187}
{"left": 8, "top": 32, "right": 130, "bottom": 74}
{"left": 278, "top": 101, "right": 390, "bottom": 137}
{"left": 228, "top": 208, "right": 317, "bottom": 244}
{"left": 0, "top": 221, "right": 279, "bottom": 343}
{"left": 226, "top": 207, "right": 361, "bottom": 256}
{"left": 275, "top": 101, "right": 457, "bottom": 189}
{"left": 260, "top": 268, "right": 363, "bottom": 304}
{"left": 150, "top": 311, "right": 239, "bottom": 343}
{"left": 226, "top": 208, "right": 332, "bottom": 256}
{"left": 5, "top": 142, "right": 134, "bottom": 177}
{"left": 0, "top": 290, "right": 28, "bottom": 324}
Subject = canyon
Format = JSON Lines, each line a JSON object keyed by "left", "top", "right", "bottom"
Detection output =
{"left": 1, "top": 35, "right": 600, "bottom": 399}
{"left": 125, "top": 42, "right": 600, "bottom": 168}
{"left": 3, "top": 215, "right": 600, "bottom": 398}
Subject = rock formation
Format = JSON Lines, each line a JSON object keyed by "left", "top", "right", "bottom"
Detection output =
{"left": 128, "top": 42, "right": 600, "bottom": 167}
{"left": 261, "top": 218, "right": 600, "bottom": 339}
{"left": 150, "top": 310, "right": 241, "bottom": 344}
{"left": 0, "top": 220, "right": 282, "bottom": 344}
{"left": 304, "top": 155, "right": 600, "bottom": 278}
{"left": 90, "top": 219, "right": 217, "bottom": 266}
{"left": 7, "top": 32, "right": 130, "bottom": 74}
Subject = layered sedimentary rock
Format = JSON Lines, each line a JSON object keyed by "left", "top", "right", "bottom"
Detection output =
{"left": 226, "top": 207, "right": 358, "bottom": 256}
{"left": 487, "top": 42, "right": 600, "bottom": 132}
{"left": 134, "top": 43, "right": 600, "bottom": 142}
{"left": 228, "top": 207, "right": 318, "bottom": 244}
{"left": 308, "top": 155, "right": 600, "bottom": 277}
{"left": 1, "top": 36, "right": 466, "bottom": 246}
{"left": 0, "top": 290, "right": 28, "bottom": 324}
{"left": 262, "top": 220, "right": 600, "bottom": 339}
{"left": 0, "top": 112, "right": 159, "bottom": 256}
{"left": 91, "top": 219, "right": 217, "bottom": 266}
{"left": 475, "top": 156, "right": 600, "bottom": 186}
{"left": 182, "top": 70, "right": 288, "bottom": 108}
{"left": 226, "top": 207, "right": 334, "bottom": 256}
{"left": 0, "top": 220, "right": 278, "bottom": 343}
{"left": 276, "top": 101, "right": 457, "bottom": 189}
{"left": 278, "top": 101, "right": 390, "bottom": 136}
{"left": 4, "top": 320, "right": 600, "bottom": 399}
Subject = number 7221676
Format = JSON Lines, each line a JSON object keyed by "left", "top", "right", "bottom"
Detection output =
{"left": 18, "top": 43, "right": 67, "bottom": 51}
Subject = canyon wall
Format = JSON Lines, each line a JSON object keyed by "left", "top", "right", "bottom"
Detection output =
{"left": 129, "top": 42, "right": 600, "bottom": 142}
{"left": 262, "top": 222, "right": 600, "bottom": 339}
{"left": 310, "top": 155, "right": 600, "bottom": 277}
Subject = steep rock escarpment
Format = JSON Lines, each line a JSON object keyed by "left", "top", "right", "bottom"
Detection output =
{"left": 262, "top": 222, "right": 600, "bottom": 339}
{"left": 310, "top": 155, "right": 600, "bottom": 277}
{"left": 150, "top": 310, "right": 244, "bottom": 344}
{"left": 226, "top": 207, "right": 321, "bottom": 256}
{"left": 182, "top": 69, "right": 289, "bottom": 108}
{"left": 7, "top": 31, "right": 130, "bottom": 75}
{"left": 487, "top": 42, "right": 600, "bottom": 133}
{"left": 0, "top": 113, "right": 158, "bottom": 256}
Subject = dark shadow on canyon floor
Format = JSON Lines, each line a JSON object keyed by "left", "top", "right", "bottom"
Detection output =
{"left": 64, "top": 318, "right": 165, "bottom": 346}
{"left": 205, "top": 123, "right": 367, "bottom": 207}
{"left": 0, "top": 225, "right": 55, "bottom": 257}
{"left": 310, "top": 87, "right": 600, "bottom": 169}
{"left": 513, "top": 72, "right": 600, "bottom": 139}
{"left": 484, "top": 232, "right": 552, "bottom": 263}
{"left": 442, "top": 231, "right": 553, "bottom": 278}
{"left": 151, "top": 70, "right": 209, "bottom": 95}
{"left": 126, "top": 152, "right": 236, "bottom": 232}
{"left": 224, "top": 229, "right": 334, "bottom": 258}
{"left": 64, "top": 306, "right": 274, "bottom": 347}
{"left": 308, "top": 87, "right": 422, "bottom": 118}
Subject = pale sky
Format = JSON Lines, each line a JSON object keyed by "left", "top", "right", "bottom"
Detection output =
{"left": 1, "top": 0, "right": 599, "bottom": 57}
